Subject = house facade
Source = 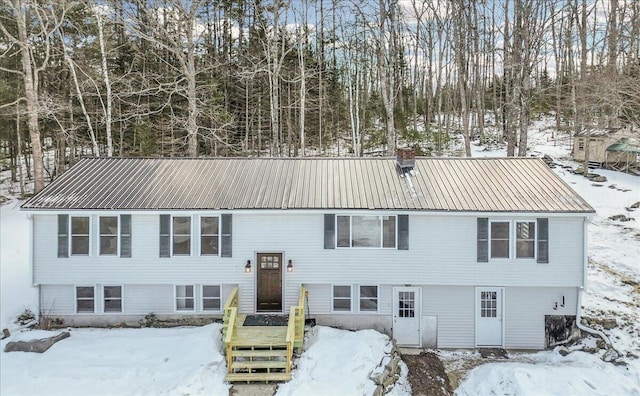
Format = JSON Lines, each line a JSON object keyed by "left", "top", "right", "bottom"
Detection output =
{"left": 21, "top": 155, "right": 594, "bottom": 349}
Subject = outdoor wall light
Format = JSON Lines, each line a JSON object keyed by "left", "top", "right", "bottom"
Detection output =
{"left": 245, "top": 260, "right": 252, "bottom": 273}
{"left": 287, "top": 259, "right": 294, "bottom": 272}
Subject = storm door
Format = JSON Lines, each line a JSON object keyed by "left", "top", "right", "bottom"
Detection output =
{"left": 256, "top": 253, "right": 283, "bottom": 312}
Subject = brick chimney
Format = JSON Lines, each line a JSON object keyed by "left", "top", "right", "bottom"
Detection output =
{"left": 396, "top": 147, "right": 416, "bottom": 170}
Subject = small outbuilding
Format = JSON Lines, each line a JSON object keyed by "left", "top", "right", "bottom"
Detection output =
{"left": 573, "top": 128, "right": 638, "bottom": 168}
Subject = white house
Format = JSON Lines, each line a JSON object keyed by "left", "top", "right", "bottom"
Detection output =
{"left": 21, "top": 152, "right": 595, "bottom": 349}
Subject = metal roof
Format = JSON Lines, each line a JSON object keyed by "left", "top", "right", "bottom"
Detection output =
{"left": 21, "top": 157, "right": 595, "bottom": 213}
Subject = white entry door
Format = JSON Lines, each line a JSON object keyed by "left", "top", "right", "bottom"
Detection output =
{"left": 392, "top": 287, "right": 421, "bottom": 347}
{"left": 476, "top": 287, "right": 504, "bottom": 347}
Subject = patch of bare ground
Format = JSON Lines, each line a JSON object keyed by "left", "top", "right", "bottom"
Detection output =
{"left": 401, "top": 352, "right": 453, "bottom": 396}
{"left": 438, "top": 353, "right": 486, "bottom": 391}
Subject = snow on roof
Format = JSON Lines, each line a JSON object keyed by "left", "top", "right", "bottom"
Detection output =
{"left": 21, "top": 157, "right": 595, "bottom": 213}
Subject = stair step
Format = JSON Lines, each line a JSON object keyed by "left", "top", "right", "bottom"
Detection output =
{"left": 232, "top": 349, "right": 288, "bottom": 358}
{"left": 231, "top": 360, "right": 288, "bottom": 370}
{"left": 226, "top": 372, "right": 292, "bottom": 383}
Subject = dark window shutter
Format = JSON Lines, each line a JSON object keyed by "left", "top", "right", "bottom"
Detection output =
{"left": 324, "top": 214, "right": 335, "bottom": 249}
{"left": 58, "top": 214, "right": 69, "bottom": 258}
{"left": 120, "top": 214, "right": 132, "bottom": 258}
{"left": 477, "top": 218, "right": 488, "bottom": 262}
{"left": 221, "top": 214, "right": 232, "bottom": 257}
{"left": 397, "top": 215, "right": 409, "bottom": 250}
{"left": 159, "top": 214, "right": 170, "bottom": 257}
{"left": 537, "top": 218, "right": 549, "bottom": 263}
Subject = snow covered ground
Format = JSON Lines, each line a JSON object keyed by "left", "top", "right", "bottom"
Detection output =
{"left": 1, "top": 115, "right": 639, "bottom": 395}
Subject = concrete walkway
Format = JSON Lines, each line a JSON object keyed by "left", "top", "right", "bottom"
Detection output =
{"left": 229, "top": 384, "right": 277, "bottom": 396}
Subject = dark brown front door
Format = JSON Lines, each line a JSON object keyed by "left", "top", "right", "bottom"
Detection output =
{"left": 256, "top": 253, "right": 283, "bottom": 312}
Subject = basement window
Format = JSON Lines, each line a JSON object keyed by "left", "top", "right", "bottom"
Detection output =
{"left": 104, "top": 286, "right": 122, "bottom": 313}
{"left": 359, "top": 286, "right": 378, "bottom": 312}
{"left": 333, "top": 285, "right": 352, "bottom": 312}
{"left": 202, "top": 285, "right": 221, "bottom": 311}
{"left": 76, "top": 286, "right": 95, "bottom": 313}
{"left": 176, "top": 285, "right": 195, "bottom": 311}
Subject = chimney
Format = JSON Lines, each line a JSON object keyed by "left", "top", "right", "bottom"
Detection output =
{"left": 396, "top": 147, "right": 416, "bottom": 170}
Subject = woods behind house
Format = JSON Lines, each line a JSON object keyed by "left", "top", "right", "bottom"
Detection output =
{"left": 1, "top": 0, "right": 639, "bottom": 193}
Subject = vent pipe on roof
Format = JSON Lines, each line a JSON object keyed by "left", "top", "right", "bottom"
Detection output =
{"left": 396, "top": 147, "right": 416, "bottom": 171}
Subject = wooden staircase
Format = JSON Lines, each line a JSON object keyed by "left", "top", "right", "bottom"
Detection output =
{"left": 222, "top": 287, "right": 306, "bottom": 383}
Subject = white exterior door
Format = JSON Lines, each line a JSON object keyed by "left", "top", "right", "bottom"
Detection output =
{"left": 392, "top": 287, "right": 421, "bottom": 347}
{"left": 476, "top": 287, "right": 504, "bottom": 347}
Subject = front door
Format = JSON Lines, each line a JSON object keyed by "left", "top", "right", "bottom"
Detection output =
{"left": 476, "top": 287, "right": 504, "bottom": 347}
{"left": 392, "top": 287, "right": 421, "bottom": 347}
{"left": 256, "top": 253, "right": 283, "bottom": 312}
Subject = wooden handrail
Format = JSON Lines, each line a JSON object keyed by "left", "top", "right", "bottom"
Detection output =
{"left": 224, "top": 307, "right": 238, "bottom": 372}
{"left": 224, "top": 287, "right": 239, "bottom": 310}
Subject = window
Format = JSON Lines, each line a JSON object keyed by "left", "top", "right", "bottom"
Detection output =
{"left": 71, "top": 217, "right": 90, "bottom": 255}
{"left": 578, "top": 138, "right": 585, "bottom": 151}
{"left": 490, "top": 221, "right": 510, "bottom": 258}
{"left": 172, "top": 217, "right": 191, "bottom": 255}
{"left": 515, "top": 221, "right": 536, "bottom": 258}
{"left": 333, "top": 285, "right": 351, "bottom": 312}
{"left": 176, "top": 285, "right": 194, "bottom": 311}
{"left": 336, "top": 215, "right": 396, "bottom": 248}
{"left": 104, "top": 286, "right": 122, "bottom": 312}
{"left": 202, "top": 285, "right": 221, "bottom": 311}
{"left": 100, "top": 216, "right": 118, "bottom": 255}
{"left": 76, "top": 286, "right": 95, "bottom": 313}
{"left": 359, "top": 286, "right": 378, "bottom": 312}
{"left": 200, "top": 217, "right": 219, "bottom": 255}
{"left": 480, "top": 291, "right": 497, "bottom": 318}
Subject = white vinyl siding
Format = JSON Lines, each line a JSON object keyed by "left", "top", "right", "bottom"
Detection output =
{"left": 34, "top": 213, "right": 585, "bottom": 288}
{"left": 124, "top": 284, "right": 174, "bottom": 314}
{"left": 504, "top": 287, "right": 578, "bottom": 349}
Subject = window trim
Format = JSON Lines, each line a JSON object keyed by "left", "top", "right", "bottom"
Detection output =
{"left": 332, "top": 285, "right": 352, "bottom": 313}
{"left": 70, "top": 216, "right": 91, "bottom": 256}
{"left": 199, "top": 216, "right": 220, "bottom": 256}
{"left": 489, "top": 220, "right": 510, "bottom": 259}
{"left": 175, "top": 284, "right": 196, "bottom": 312}
{"left": 99, "top": 216, "right": 119, "bottom": 256}
{"left": 103, "top": 285, "right": 124, "bottom": 313}
{"left": 171, "top": 216, "right": 192, "bottom": 256}
{"left": 358, "top": 285, "right": 379, "bottom": 313}
{"left": 335, "top": 215, "right": 397, "bottom": 249}
{"left": 75, "top": 285, "right": 96, "bottom": 314}
{"left": 515, "top": 220, "right": 536, "bottom": 259}
{"left": 488, "top": 219, "right": 538, "bottom": 260}
{"left": 201, "top": 284, "right": 222, "bottom": 312}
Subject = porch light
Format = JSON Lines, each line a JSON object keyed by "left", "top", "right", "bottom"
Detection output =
{"left": 287, "top": 260, "right": 293, "bottom": 272}
{"left": 245, "top": 260, "right": 252, "bottom": 273}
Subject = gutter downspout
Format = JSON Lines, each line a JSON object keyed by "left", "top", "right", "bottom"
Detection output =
{"left": 576, "top": 287, "right": 610, "bottom": 346}
{"left": 575, "top": 216, "right": 611, "bottom": 347}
